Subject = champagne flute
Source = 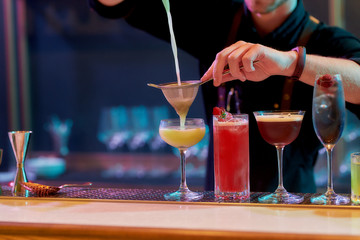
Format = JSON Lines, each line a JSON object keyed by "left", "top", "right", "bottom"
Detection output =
{"left": 311, "top": 74, "right": 349, "bottom": 205}
{"left": 159, "top": 118, "right": 205, "bottom": 201}
{"left": 254, "top": 110, "right": 305, "bottom": 204}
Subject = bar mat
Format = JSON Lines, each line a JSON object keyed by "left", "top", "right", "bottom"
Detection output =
{"left": 0, "top": 185, "right": 358, "bottom": 207}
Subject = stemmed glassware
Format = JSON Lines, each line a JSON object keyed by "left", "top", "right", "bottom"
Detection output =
{"left": 45, "top": 115, "right": 72, "bottom": 156}
{"left": 159, "top": 118, "right": 205, "bottom": 201}
{"left": 98, "top": 106, "right": 131, "bottom": 151}
{"left": 311, "top": 74, "right": 349, "bottom": 205}
{"left": 254, "top": 110, "right": 305, "bottom": 204}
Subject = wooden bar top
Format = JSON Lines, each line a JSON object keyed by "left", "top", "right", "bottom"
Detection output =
{"left": 0, "top": 187, "right": 359, "bottom": 240}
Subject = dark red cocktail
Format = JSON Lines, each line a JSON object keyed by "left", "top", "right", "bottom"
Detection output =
{"left": 254, "top": 110, "right": 305, "bottom": 204}
{"left": 255, "top": 115, "right": 303, "bottom": 147}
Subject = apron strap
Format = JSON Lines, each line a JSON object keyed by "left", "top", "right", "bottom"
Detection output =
{"left": 280, "top": 15, "right": 319, "bottom": 110}
{"left": 218, "top": 5, "right": 245, "bottom": 109}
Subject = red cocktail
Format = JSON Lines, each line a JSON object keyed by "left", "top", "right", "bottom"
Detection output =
{"left": 213, "top": 112, "right": 249, "bottom": 200}
{"left": 254, "top": 110, "right": 305, "bottom": 204}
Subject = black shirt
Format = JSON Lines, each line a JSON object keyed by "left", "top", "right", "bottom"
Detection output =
{"left": 89, "top": 0, "right": 360, "bottom": 193}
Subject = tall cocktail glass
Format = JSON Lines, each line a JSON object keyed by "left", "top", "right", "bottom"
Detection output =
{"left": 159, "top": 118, "right": 205, "bottom": 201}
{"left": 311, "top": 74, "right": 349, "bottom": 205}
{"left": 254, "top": 110, "right": 305, "bottom": 204}
{"left": 213, "top": 114, "right": 249, "bottom": 201}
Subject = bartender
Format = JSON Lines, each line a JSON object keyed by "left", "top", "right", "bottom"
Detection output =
{"left": 89, "top": 0, "right": 360, "bottom": 193}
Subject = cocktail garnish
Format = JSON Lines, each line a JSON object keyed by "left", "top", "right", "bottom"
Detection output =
{"left": 213, "top": 107, "right": 233, "bottom": 121}
{"left": 317, "top": 74, "right": 334, "bottom": 88}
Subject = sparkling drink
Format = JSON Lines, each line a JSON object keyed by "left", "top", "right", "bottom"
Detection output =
{"left": 213, "top": 114, "right": 249, "bottom": 200}
{"left": 311, "top": 74, "right": 349, "bottom": 205}
{"left": 313, "top": 93, "right": 345, "bottom": 148}
{"left": 351, "top": 152, "right": 360, "bottom": 205}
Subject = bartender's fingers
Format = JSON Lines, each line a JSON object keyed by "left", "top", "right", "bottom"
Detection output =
{"left": 212, "top": 52, "right": 232, "bottom": 84}
{"left": 227, "top": 43, "right": 254, "bottom": 82}
{"left": 241, "top": 44, "right": 264, "bottom": 73}
{"left": 201, "top": 41, "right": 251, "bottom": 85}
{"left": 201, "top": 62, "right": 237, "bottom": 86}
{"left": 201, "top": 59, "right": 226, "bottom": 87}
{"left": 200, "top": 62, "right": 214, "bottom": 82}
{"left": 212, "top": 41, "right": 248, "bottom": 85}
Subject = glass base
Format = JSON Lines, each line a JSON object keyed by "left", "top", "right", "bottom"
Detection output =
{"left": 311, "top": 193, "right": 350, "bottom": 205}
{"left": 215, "top": 190, "right": 250, "bottom": 202}
{"left": 258, "top": 192, "right": 304, "bottom": 204}
{"left": 352, "top": 195, "right": 360, "bottom": 205}
{"left": 164, "top": 188, "right": 203, "bottom": 201}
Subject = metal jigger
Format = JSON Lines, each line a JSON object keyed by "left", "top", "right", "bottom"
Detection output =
{"left": 8, "top": 131, "right": 32, "bottom": 195}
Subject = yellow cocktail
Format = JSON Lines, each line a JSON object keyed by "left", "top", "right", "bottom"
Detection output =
{"left": 159, "top": 118, "right": 205, "bottom": 201}
{"left": 159, "top": 126, "right": 205, "bottom": 149}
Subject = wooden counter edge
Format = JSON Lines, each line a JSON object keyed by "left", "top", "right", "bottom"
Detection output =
{"left": 0, "top": 222, "right": 358, "bottom": 240}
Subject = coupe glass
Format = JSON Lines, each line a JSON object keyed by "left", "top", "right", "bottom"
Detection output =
{"left": 254, "top": 110, "right": 305, "bottom": 204}
{"left": 159, "top": 118, "right": 205, "bottom": 201}
{"left": 311, "top": 74, "right": 349, "bottom": 205}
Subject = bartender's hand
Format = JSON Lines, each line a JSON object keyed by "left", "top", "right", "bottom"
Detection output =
{"left": 201, "top": 41, "right": 298, "bottom": 87}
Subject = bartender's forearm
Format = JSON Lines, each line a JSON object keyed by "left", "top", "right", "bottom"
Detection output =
{"left": 97, "top": 0, "right": 125, "bottom": 6}
{"left": 300, "top": 54, "right": 360, "bottom": 104}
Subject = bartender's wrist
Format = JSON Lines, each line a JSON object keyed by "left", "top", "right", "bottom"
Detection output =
{"left": 283, "top": 49, "right": 299, "bottom": 78}
{"left": 289, "top": 46, "right": 306, "bottom": 81}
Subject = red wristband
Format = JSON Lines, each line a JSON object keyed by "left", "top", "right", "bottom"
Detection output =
{"left": 291, "top": 46, "right": 306, "bottom": 81}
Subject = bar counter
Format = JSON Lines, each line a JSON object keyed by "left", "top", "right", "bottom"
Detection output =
{"left": 0, "top": 185, "right": 359, "bottom": 240}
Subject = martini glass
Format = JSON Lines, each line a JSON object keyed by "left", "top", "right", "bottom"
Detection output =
{"left": 159, "top": 118, "right": 205, "bottom": 201}
{"left": 254, "top": 110, "right": 305, "bottom": 204}
{"left": 311, "top": 74, "right": 349, "bottom": 205}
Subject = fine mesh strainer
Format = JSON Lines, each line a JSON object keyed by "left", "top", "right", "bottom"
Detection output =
{"left": 147, "top": 80, "right": 201, "bottom": 118}
{"left": 147, "top": 63, "right": 258, "bottom": 117}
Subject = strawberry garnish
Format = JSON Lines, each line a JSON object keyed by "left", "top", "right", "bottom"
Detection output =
{"left": 213, "top": 107, "right": 233, "bottom": 121}
{"left": 317, "top": 74, "right": 334, "bottom": 88}
{"left": 213, "top": 107, "right": 224, "bottom": 116}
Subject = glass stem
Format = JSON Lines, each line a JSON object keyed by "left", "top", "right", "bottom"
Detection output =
{"left": 325, "top": 148, "right": 335, "bottom": 197}
{"left": 179, "top": 149, "right": 188, "bottom": 192}
{"left": 275, "top": 146, "right": 286, "bottom": 194}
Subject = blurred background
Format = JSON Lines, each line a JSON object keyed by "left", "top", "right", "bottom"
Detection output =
{"left": 0, "top": 0, "right": 359, "bottom": 192}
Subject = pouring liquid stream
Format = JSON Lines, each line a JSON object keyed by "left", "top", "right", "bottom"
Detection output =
{"left": 163, "top": 0, "right": 191, "bottom": 128}
{"left": 165, "top": 10, "right": 181, "bottom": 86}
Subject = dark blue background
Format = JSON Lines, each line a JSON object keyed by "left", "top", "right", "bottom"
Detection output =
{"left": 1, "top": 0, "right": 360, "bottom": 173}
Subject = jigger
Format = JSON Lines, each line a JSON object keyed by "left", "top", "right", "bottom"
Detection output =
{"left": 8, "top": 131, "right": 32, "bottom": 194}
